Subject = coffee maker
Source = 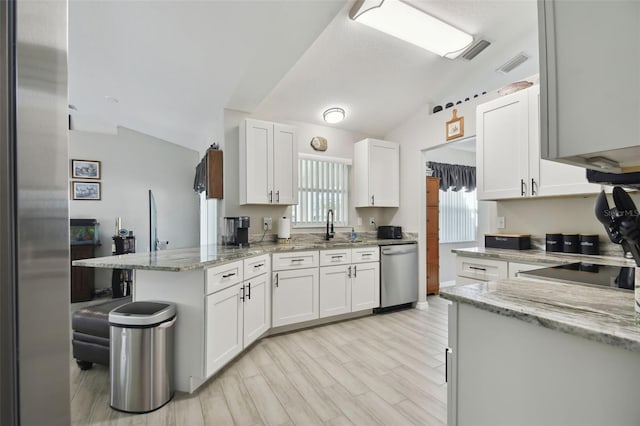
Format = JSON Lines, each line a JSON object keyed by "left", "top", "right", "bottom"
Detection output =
{"left": 223, "top": 216, "right": 250, "bottom": 247}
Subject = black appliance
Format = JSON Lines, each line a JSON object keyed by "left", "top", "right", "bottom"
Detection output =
{"left": 223, "top": 216, "right": 250, "bottom": 247}
{"left": 378, "top": 225, "right": 402, "bottom": 239}
{"left": 594, "top": 187, "right": 640, "bottom": 264}
{"left": 520, "top": 262, "right": 634, "bottom": 291}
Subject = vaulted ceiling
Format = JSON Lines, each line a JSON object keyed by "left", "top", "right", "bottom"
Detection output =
{"left": 69, "top": 0, "right": 539, "bottom": 152}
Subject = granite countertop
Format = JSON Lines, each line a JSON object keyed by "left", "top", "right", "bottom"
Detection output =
{"left": 440, "top": 279, "right": 640, "bottom": 353}
{"left": 453, "top": 246, "right": 637, "bottom": 268}
{"left": 72, "top": 238, "right": 417, "bottom": 272}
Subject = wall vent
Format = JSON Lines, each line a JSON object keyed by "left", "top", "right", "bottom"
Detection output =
{"left": 496, "top": 52, "right": 529, "bottom": 74}
{"left": 461, "top": 39, "right": 491, "bottom": 60}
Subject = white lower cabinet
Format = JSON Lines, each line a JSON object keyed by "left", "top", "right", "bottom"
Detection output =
{"left": 205, "top": 255, "right": 271, "bottom": 377}
{"left": 272, "top": 267, "right": 319, "bottom": 327}
{"left": 243, "top": 272, "right": 270, "bottom": 347}
{"left": 206, "top": 283, "right": 244, "bottom": 377}
{"left": 319, "top": 247, "right": 380, "bottom": 317}
{"left": 351, "top": 261, "right": 380, "bottom": 311}
{"left": 319, "top": 265, "right": 351, "bottom": 318}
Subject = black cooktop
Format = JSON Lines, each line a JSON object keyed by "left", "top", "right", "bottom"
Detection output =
{"left": 519, "top": 262, "right": 635, "bottom": 291}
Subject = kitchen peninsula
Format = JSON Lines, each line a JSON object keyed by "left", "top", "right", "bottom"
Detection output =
{"left": 74, "top": 236, "right": 415, "bottom": 393}
{"left": 440, "top": 278, "right": 640, "bottom": 425}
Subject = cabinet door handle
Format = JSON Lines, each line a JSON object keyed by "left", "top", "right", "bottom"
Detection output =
{"left": 275, "top": 273, "right": 279, "bottom": 288}
{"left": 331, "top": 255, "right": 343, "bottom": 260}
{"left": 240, "top": 285, "right": 245, "bottom": 302}
{"left": 469, "top": 266, "right": 487, "bottom": 271}
{"left": 445, "top": 348, "right": 450, "bottom": 383}
{"left": 276, "top": 190, "right": 280, "bottom": 203}
{"left": 531, "top": 178, "right": 537, "bottom": 196}
{"left": 362, "top": 253, "right": 372, "bottom": 257}
{"left": 520, "top": 179, "right": 526, "bottom": 196}
{"left": 291, "top": 258, "right": 305, "bottom": 263}
{"left": 371, "top": 195, "right": 375, "bottom": 206}
{"left": 348, "top": 266, "right": 352, "bottom": 278}
{"left": 247, "top": 282, "right": 251, "bottom": 300}
{"left": 269, "top": 190, "right": 273, "bottom": 203}
{"left": 222, "top": 272, "right": 236, "bottom": 278}
{"left": 253, "top": 263, "right": 264, "bottom": 269}
{"left": 353, "top": 265, "right": 357, "bottom": 277}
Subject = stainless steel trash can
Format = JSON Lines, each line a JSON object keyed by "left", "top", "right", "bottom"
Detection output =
{"left": 109, "top": 301, "right": 176, "bottom": 413}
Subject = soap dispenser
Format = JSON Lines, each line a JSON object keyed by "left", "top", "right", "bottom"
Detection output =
{"left": 350, "top": 227, "right": 357, "bottom": 241}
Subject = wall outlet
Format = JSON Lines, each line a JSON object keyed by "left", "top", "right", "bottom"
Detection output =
{"left": 263, "top": 217, "right": 272, "bottom": 231}
{"left": 496, "top": 216, "right": 506, "bottom": 229}
{"left": 369, "top": 217, "right": 376, "bottom": 226}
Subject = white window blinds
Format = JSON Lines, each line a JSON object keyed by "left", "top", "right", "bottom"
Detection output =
{"left": 439, "top": 189, "right": 477, "bottom": 243}
{"left": 292, "top": 156, "right": 350, "bottom": 227}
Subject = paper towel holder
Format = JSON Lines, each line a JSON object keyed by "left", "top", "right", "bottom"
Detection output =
{"left": 277, "top": 216, "right": 292, "bottom": 244}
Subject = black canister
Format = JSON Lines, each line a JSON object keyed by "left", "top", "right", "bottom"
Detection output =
{"left": 546, "top": 233, "right": 563, "bottom": 252}
{"left": 580, "top": 234, "right": 600, "bottom": 255}
{"left": 562, "top": 234, "right": 580, "bottom": 253}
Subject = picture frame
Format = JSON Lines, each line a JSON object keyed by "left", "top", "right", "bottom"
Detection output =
{"left": 446, "top": 109, "right": 464, "bottom": 141}
{"left": 71, "top": 159, "right": 101, "bottom": 179}
{"left": 72, "top": 181, "right": 101, "bottom": 201}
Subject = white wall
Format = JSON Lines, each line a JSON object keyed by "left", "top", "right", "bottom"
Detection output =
{"left": 222, "top": 109, "right": 397, "bottom": 239}
{"left": 385, "top": 93, "right": 500, "bottom": 303}
{"left": 69, "top": 127, "right": 200, "bottom": 289}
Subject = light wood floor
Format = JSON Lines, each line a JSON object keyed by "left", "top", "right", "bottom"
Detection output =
{"left": 71, "top": 295, "right": 450, "bottom": 426}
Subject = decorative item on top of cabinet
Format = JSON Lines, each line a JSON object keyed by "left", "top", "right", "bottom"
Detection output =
{"left": 239, "top": 118, "right": 298, "bottom": 205}
{"left": 446, "top": 109, "right": 464, "bottom": 141}
{"left": 206, "top": 149, "right": 223, "bottom": 199}
{"left": 354, "top": 138, "right": 399, "bottom": 207}
{"left": 476, "top": 84, "right": 599, "bottom": 201}
{"left": 426, "top": 176, "right": 440, "bottom": 295}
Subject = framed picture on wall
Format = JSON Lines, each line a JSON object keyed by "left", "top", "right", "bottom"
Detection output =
{"left": 71, "top": 181, "right": 101, "bottom": 200}
{"left": 71, "top": 159, "right": 101, "bottom": 179}
{"left": 446, "top": 109, "right": 464, "bottom": 141}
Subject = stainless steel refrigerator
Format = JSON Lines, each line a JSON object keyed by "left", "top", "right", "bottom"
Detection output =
{"left": 1, "top": 1, "right": 70, "bottom": 425}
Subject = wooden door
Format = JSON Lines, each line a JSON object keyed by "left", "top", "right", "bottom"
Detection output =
{"left": 271, "top": 267, "right": 319, "bottom": 327}
{"left": 206, "top": 283, "right": 244, "bottom": 377}
{"left": 319, "top": 265, "right": 351, "bottom": 318}
{"left": 351, "top": 261, "right": 380, "bottom": 311}
{"left": 273, "top": 123, "right": 298, "bottom": 205}
{"left": 243, "top": 273, "right": 270, "bottom": 348}
{"left": 426, "top": 177, "right": 440, "bottom": 295}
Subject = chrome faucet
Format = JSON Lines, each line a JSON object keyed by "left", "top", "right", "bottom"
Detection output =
{"left": 325, "top": 209, "right": 335, "bottom": 241}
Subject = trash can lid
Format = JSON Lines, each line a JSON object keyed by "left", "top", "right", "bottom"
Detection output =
{"left": 109, "top": 301, "right": 176, "bottom": 327}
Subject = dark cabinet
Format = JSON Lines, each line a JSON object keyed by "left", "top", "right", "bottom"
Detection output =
{"left": 70, "top": 244, "right": 97, "bottom": 302}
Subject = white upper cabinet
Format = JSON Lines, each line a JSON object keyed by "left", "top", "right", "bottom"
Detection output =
{"left": 477, "top": 89, "right": 530, "bottom": 200}
{"left": 354, "top": 138, "right": 399, "bottom": 207}
{"left": 538, "top": 0, "right": 640, "bottom": 172}
{"left": 240, "top": 118, "right": 298, "bottom": 205}
{"left": 477, "top": 85, "right": 599, "bottom": 201}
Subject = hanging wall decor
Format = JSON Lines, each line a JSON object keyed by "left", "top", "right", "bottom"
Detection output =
{"left": 446, "top": 109, "right": 464, "bottom": 141}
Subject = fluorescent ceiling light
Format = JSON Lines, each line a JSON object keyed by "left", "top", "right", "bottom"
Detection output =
{"left": 349, "top": 0, "right": 473, "bottom": 58}
{"left": 323, "top": 107, "right": 345, "bottom": 124}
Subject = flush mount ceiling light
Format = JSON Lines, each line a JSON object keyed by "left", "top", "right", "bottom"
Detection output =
{"left": 349, "top": 0, "right": 473, "bottom": 59}
{"left": 323, "top": 107, "right": 345, "bottom": 124}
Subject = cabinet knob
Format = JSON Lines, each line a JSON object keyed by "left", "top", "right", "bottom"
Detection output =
{"left": 276, "top": 190, "right": 280, "bottom": 203}
{"left": 247, "top": 282, "right": 251, "bottom": 300}
{"left": 269, "top": 190, "right": 273, "bottom": 203}
{"left": 531, "top": 178, "right": 537, "bottom": 196}
{"left": 274, "top": 273, "right": 279, "bottom": 288}
{"left": 520, "top": 179, "right": 526, "bottom": 197}
{"left": 371, "top": 195, "right": 375, "bottom": 206}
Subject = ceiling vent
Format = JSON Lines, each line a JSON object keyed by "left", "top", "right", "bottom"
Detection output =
{"left": 460, "top": 39, "right": 491, "bottom": 60}
{"left": 496, "top": 52, "right": 529, "bottom": 74}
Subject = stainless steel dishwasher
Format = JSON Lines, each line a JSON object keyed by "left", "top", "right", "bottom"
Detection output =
{"left": 379, "top": 242, "right": 418, "bottom": 309}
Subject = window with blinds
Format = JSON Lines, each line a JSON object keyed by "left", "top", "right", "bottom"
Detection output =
{"left": 439, "top": 188, "right": 477, "bottom": 243}
{"left": 292, "top": 156, "right": 350, "bottom": 227}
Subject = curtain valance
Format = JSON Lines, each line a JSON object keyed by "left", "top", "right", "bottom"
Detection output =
{"left": 427, "top": 161, "right": 476, "bottom": 192}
